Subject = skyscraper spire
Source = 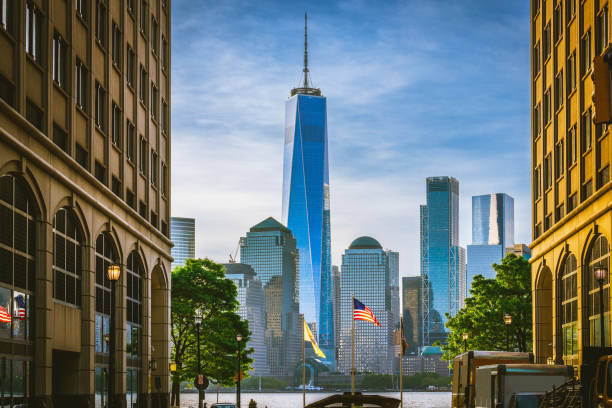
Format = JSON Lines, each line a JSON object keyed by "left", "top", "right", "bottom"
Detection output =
{"left": 291, "top": 13, "right": 321, "bottom": 96}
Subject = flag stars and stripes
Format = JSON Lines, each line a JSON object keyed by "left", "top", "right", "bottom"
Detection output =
{"left": 353, "top": 298, "right": 381, "bottom": 327}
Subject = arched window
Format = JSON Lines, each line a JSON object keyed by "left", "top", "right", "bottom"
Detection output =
{"left": 586, "top": 235, "right": 610, "bottom": 346}
{"left": 0, "top": 175, "right": 36, "bottom": 406}
{"left": 94, "top": 232, "right": 119, "bottom": 408}
{"left": 53, "top": 208, "right": 83, "bottom": 306}
{"left": 126, "top": 251, "right": 143, "bottom": 408}
{"left": 560, "top": 254, "right": 578, "bottom": 365}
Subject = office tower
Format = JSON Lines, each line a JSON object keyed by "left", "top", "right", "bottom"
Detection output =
{"left": 402, "top": 276, "right": 422, "bottom": 354}
{"left": 0, "top": 1, "right": 173, "bottom": 405}
{"left": 332, "top": 265, "right": 341, "bottom": 364}
{"left": 240, "top": 217, "right": 301, "bottom": 375}
{"left": 530, "top": 0, "right": 612, "bottom": 369}
{"left": 467, "top": 194, "right": 514, "bottom": 290}
{"left": 224, "top": 263, "right": 268, "bottom": 375}
{"left": 420, "top": 177, "right": 465, "bottom": 345}
{"left": 338, "top": 237, "right": 394, "bottom": 374}
{"left": 387, "top": 251, "right": 400, "bottom": 333}
{"left": 505, "top": 244, "right": 532, "bottom": 260}
{"left": 281, "top": 14, "right": 334, "bottom": 367}
{"left": 171, "top": 217, "right": 195, "bottom": 269}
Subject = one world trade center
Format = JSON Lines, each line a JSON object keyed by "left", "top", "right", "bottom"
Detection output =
{"left": 281, "top": 14, "right": 334, "bottom": 368}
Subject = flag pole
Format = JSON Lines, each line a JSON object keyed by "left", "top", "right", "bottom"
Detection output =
{"left": 302, "top": 315, "right": 306, "bottom": 408}
{"left": 351, "top": 293, "right": 355, "bottom": 406}
{"left": 399, "top": 315, "right": 403, "bottom": 408}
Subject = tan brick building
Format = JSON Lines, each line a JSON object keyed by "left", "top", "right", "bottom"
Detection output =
{"left": 530, "top": 0, "right": 612, "bottom": 377}
{"left": 0, "top": 0, "right": 172, "bottom": 406}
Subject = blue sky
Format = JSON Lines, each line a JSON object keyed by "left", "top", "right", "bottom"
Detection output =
{"left": 170, "top": 0, "right": 531, "bottom": 277}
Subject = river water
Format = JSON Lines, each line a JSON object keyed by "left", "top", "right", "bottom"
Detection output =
{"left": 179, "top": 391, "right": 451, "bottom": 408}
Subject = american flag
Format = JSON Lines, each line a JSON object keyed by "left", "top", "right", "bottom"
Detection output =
{"left": 353, "top": 298, "right": 381, "bottom": 327}
{"left": 14, "top": 294, "right": 26, "bottom": 320}
{"left": 0, "top": 305, "right": 11, "bottom": 323}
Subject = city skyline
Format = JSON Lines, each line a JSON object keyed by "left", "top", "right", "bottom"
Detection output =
{"left": 170, "top": 1, "right": 532, "bottom": 278}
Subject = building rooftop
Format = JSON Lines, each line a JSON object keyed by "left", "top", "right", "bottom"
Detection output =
{"left": 250, "top": 217, "right": 290, "bottom": 233}
{"left": 349, "top": 236, "right": 382, "bottom": 250}
{"left": 223, "top": 263, "right": 256, "bottom": 278}
{"left": 421, "top": 346, "right": 443, "bottom": 356}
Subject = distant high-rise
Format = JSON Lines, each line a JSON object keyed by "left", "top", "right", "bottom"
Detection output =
{"left": 420, "top": 177, "right": 465, "bottom": 345}
{"left": 387, "top": 251, "right": 400, "bottom": 333}
{"left": 224, "top": 263, "right": 268, "bottom": 375}
{"left": 338, "top": 237, "right": 394, "bottom": 374}
{"left": 402, "top": 276, "right": 422, "bottom": 354}
{"left": 332, "top": 265, "right": 341, "bottom": 364}
{"left": 505, "top": 243, "right": 532, "bottom": 260}
{"left": 240, "top": 217, "right": 301, "bottom": 375}
{"left": 281, "top": 14, "right": 334, "bottom": 368}
{"left": 171, "top": 217, "right": 195, "bottom": 269}
{"left": 467, "top": 194, "right": 514, "bottom": 290}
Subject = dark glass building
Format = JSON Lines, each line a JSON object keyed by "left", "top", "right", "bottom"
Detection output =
{"left": 239, "top": 217, "right": 301, "bottom": 375}
{"left": 402, "top": 276, "right": 422, "bottom": 354}
{"left": 420, "top": 177, "right": 465, "bottom": 345}
{"left": 170, "top": 217, "right": 195, "bottom": 269}
{"left": 467, "top": 194, "right": 514, "bottom": 291}
{"left": 281, "top": 15, "right": 334, "bottom": 368}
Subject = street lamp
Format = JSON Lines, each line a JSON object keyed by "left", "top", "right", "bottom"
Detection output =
{"left": 504, "top": 314, "right": 512, "bottom": 352}
{"left": 595, "top": 266, "right": 608, "bottom": 348}
{"left": 194, "top": 308, "right": 203, "bottom": 408}
{"left": 462, "top": 333, "right": 469, "bottom": 352}
{"left": 106, "top": 264, "right": 121, "bottom": 408}
{"left": 236, "top": 333, "right": 243, "bottom": 408}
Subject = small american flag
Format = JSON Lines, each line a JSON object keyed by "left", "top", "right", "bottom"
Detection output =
{"left": 0, "top": 305, "right": 11, "bottom": 323}
{"left": 14, "top": 295, "right": 26, "bottom": 320}
{"left": 353, "top": 298, "right": 381, "bottom": 327}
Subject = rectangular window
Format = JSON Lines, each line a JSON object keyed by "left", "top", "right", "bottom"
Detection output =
{"left": 112, "top": 22, "right": 121, "bottom": 68}
{"left": 76, "top": 59, "right": 88, "bottom": 111}
{"left": 599, "top": 165, "right": 610, "bottom": 188}
{"left": 534, "top": 42, "right": 541, "bottom": 77}
{"left": 582, "top": 30, "right": 591, "bottom": 75}
{"left": 111, "top": 176, "right": 121, "bottom": 197}
{"left": 534, "top": 103, "right": 541, "bottom": 136}
{"left": 127, "top": 0, "right": 135, "bottom": 14}
{"left": 162, "top": 99, "right": 168, "bottom": 134}
{"left": 75, "top": 0, "right": 87, "bottom": 21}
{"left": 568, "top": 192, "right": 577, "bottom": 211}
{"left": 0, "top": 73, "right": 15, "bottom": 108}
{"left": 95, "top": 1, "right": 106, "bottom": 47}
{"left": 139, "top": 65, "right": 147, "bottom": 105}
{"left": 544, "top": 23, "right": 551, "bottom": 60}
{"left": 568, "top": 0, "right": 575, "bottom": 19}
{"left": 127, "top": 121, "right": 135, "bottom": 162}
{"left": 53, "top": 33, "right": 67, "bottom": 89}
{"left": 127, "top": 46, "right": 135, "bottom": 87}
{"left": 95, "top": 161, "right": 106, "bottom": 184}
{"left": 555, "top": 71, "right": 563, "bottom": 111}
{"left": 151, "top": 151, "right": 158, "bottom": 187}
{"left": 568, "top": 126, "right": 577, "bottom": 165}
{"left": 75, "top": 143, "right": 88, "bottom": 169}
{"left": 556, "top": 203, "right": 565, "bottom": 221}
{"left": 162, "top": 35, "right": 168, "bottom": 71}
{"left": 151, "top": 84, "right": 158, "bottom": 120}
{"left": 534, "top": 0, "right": 540, "bottom": 15}
{"left": 544, "top": 154, "right": 552, "bottom": 190}
{"left": 151, "top": 211, "right": 158, "bottom": 228}
{"left": 95, "top": 81, "right": 106, "bottom": 131}
{"left": 53, "top": 124, "right": 69, "bottom": 153}
{"left": 582, "top": 109, "right": 592, "bottom": 152}
{"left": 1, "top": 0, "right": 14, "bottom": 34}
{"left": 568, "top": 51, "right": 576, "bottom": 91}
{"left": 544, "top": 89, "right": 551, "bottom": 124}
{"left": 139, "top": 201, "right": 147, "bottom": 219}
{"left": 139, "top": 136, "right": 147, "bottom": 173}
{"left": 151, "top": 16, "right": 159, "bottom": 54}
{"left": 534, "top": 165, "right": 541, "bottom": 199}
{"left": 583, "top": 179, "right": 593, "bottom": 200}
{"left": 26, "top": 2, "right": 42, "bottom": 63}
{"left": 140, "top": 0, "right": 147, "bottom": 34}
{"left": 26, "top": 99, "right": 43, "bottom": 131}
{"left": 112, "top": 103, "right": 121, "bottom": 146}
{"left": 598, "top": 8, "right": 609, "bottom": 55}
{"left": 126, "top": 189, "right": 135, "bottom": 209}
{"left": 161, "top": 162, "right": 168, "bottom": 196}
{"left": 555, "top": 140, "right": 564, "bottom": 178}
{"left": 554, "top": 5, "right": 563, "bottom": 42}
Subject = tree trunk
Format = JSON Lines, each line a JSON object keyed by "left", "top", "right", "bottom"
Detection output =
{"left": 171, "top": 378, "right": 181, "bottom": 406}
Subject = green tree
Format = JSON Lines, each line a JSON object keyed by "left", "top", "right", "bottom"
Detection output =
{"left": 442, "top": 254, "right": 532, "bottom": 361}
{"left": 170, "top": 259, "right": 252, "bottom": 406}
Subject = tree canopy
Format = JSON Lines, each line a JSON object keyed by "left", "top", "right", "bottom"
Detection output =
{"left": 442, "top": 253, "right": 532, "bottom": 361}
{"left": 170, "top": 258, "right": 253, "bottom": 405}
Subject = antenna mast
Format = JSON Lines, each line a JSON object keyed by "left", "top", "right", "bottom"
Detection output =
{"left": 303, "top": 12, "right": 309, "bottom": 89}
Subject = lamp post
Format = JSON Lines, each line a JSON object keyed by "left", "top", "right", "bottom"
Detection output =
{"left": 106, "top": 264, "right": 121, "bottom": 408}
{"left": 236, "top": 333, "right": 243, "bottom": 408}
{"left": 504, "top": 314, "right": 512, "bottom": 352}
{"left": 462, "top": 333, "right": 469, "bottom": 352}
{"left": 194, "top": 308, "right": 203, "bottom": 408}
{"left": 595, "top": 266, "right": 608, "bottom": 348}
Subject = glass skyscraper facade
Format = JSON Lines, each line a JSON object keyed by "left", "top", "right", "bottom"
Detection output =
{"left": 420, "top": 177, "right": 465, "bottom": 345}
{"left": 239, "top": 217, "right": 301, "bottom": 375}
{"left": 467, "top": 193, "right": 514, "bottom": 290}
{"left": 402, "top": 276, "right": 422, "bottom": 354}
{"left": 338, "top": 237, "right": 394, "bottom": 374}
{"left": 224, "top": 263, "right": 268, "bottom": 375}
{"left": 281, "top": 20, "right": 334, "bottom": 367}
{"left": 170, "top": 217, "right": 195, "bottom": 269}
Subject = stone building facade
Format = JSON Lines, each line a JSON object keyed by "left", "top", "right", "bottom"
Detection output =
{"left": 0, "top": 0, "right": 172, "bottom": 406}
